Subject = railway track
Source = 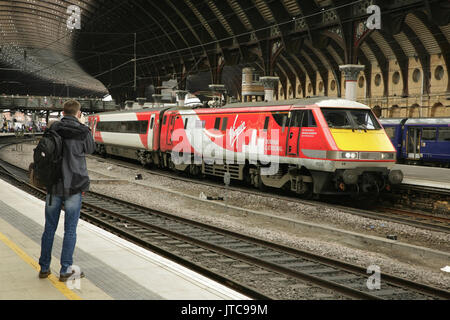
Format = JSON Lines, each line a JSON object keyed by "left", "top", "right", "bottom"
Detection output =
{"left": 0, "top": 157, "right": 449, "bottom": 300}
{"left": 88, "top": 154, "right": 450, "bottom": 234}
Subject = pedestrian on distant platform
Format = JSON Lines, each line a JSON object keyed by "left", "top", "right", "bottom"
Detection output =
{"left": 38, "top": 100, "right": 95, "bottom": 282}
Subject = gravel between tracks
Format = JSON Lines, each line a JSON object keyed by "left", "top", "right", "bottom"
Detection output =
{"left": 1, "top": 142, "right": 449, "bottom": 292}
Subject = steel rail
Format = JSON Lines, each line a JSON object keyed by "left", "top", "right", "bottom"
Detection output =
{"left": 88, "top": 154, "right": 450, "bottom": 234}
{"left": 0, "top": 159, "right": 448, "bottom": 300}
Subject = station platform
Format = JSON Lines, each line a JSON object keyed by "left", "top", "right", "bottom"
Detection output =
{"left": 394, "top": 164, "right": 450, "bottom": 189}
{"left": 0, "top": 133, "right": 40, "bottom": 138}
{"left": 0, "top": 179, "right": 249, "bottom": 300}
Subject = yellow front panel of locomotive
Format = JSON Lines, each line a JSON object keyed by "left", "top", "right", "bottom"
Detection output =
{"left": 330, "top": 129, "right": 395, "bottom": 152}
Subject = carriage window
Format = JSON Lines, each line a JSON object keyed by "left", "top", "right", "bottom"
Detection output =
{"left": 126, "top": 122, "right": 135, "bottom": 132}
{"left": 184, "top": 118, "right": 189, "bottom": 129}
{"left": 438, "top": 128, "right": 450, "bottom": 142}
{"left": 214, "top": 118, "right": 221, "bottom": 130}
{"left": 264, "top": 117, "right": 270, "bottom": 131}
{"left": 384, "top": 127, "right": 395, "bottom": 139}
{"left": 95, "top": 121, "right": 148, "bottom": 134}
{"left": 140, "top": 121, "right": 149, "bottom": 134}
{"left": 163, "top": 116, "right": 167, "bottom": 125}
{"left": 221, "top": 117, "right": 228, "bottom": 131}
{"left": 150, "top": 118, "right": 154, "bottom": 129}
{"left": 422, "top": 128, "right": 437, "bottom": 141}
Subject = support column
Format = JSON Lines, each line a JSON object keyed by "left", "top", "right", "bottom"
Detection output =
{"left": 339, "top": 65, "right": 365, "bottom": 101}
{"left": 137, "top": 98, "right": 146, "bottom": 108}
{"left": 175, "top": 90, "right": 188, "bottom": 108}
{"left": 125, "top": 100, "right": 134, "bottom": 110}
{"left": 152, "top": 94, "right": 163, "bottom": 108}
{"left": 260, "top": 76, "right": 279, "bottom": 102}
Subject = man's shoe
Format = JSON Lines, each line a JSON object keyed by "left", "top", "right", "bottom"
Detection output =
{"left": 59, "top": 270, "right": 85, "bottom": 282}
{"left": 39, "top": 270, "right": 51, "bottom": 279}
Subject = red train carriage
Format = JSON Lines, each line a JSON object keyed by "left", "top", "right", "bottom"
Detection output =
{"left": 88, "top": 108, "right": 165, "bottom": 166}
{"left": 89, "top": 98, "right": 403, "bottom": 196}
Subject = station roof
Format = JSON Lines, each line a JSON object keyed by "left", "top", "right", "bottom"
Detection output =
{"left": 0, "top": 0, "right": 449, "bottom": 102}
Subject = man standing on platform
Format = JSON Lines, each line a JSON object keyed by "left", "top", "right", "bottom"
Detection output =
{"left": 38, "top": 100, "right": 95, "bottom": 282}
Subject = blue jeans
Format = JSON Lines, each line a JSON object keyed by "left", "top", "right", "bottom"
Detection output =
{"left": 39, "top": 193, "right": 82, "bottom": 274}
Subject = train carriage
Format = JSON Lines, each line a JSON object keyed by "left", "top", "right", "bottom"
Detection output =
{"left": 381, "top": 118, "right": 450, "bottom": 166}
{"left": 88, "top": 108, "right": 166, "bottom": 166}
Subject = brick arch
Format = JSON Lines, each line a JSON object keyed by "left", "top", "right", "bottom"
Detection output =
{"left": 389, "top": 105, "right": 401, "bottom": 118}
{"left": 431, "top": 102, "right": 446, "bottom": 117}
{"left": 408, "top": 103, "right": 420, "bottom": 118}
{"left": 372, "top": 105, "right": 382, "bottom": 118}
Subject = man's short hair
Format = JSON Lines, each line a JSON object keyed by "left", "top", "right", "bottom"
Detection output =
{"left": 63, "top": 100, "right": 81, "bottom": 117}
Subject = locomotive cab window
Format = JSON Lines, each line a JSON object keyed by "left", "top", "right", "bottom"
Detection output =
{"left": 290, "top": 110, "right": 305, "bottom": 127}
{"left": 272, "top": 112, "right": 288, "bottom": 133}
{"left": 322, "top": 108, "right": 381, "bottom": 130}
{"left": 422, "top": 128, "right": 437, "bottom": 141}
{"left": 214, "top": 118, "right": 221, "bottom": 130}
{"left": 301, "top": 110, "right": 317, "bottom": 128}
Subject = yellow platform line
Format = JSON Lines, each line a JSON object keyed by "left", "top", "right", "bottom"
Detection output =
{"left": 0, "top": 231, "right": 82, "bottom": 300}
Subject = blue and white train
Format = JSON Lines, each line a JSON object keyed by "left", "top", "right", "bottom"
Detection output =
{"left": 380, "top": 118, "right": 450, "bottom": 167}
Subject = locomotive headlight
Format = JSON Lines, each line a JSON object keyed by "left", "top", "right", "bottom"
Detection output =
{"left": 381, "top": 153, "right": 395, "bottom": 160}
{"left": 342, "top": 152, "right": 358, "bottom": 159}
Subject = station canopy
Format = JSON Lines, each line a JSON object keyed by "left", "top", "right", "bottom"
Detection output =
{"left": 0, "top": 0, "right": 449, "bottom": 103}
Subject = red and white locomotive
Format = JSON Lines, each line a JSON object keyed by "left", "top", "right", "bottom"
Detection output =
{"left": 88, "top": 97, "right": 403, "bottom": 196}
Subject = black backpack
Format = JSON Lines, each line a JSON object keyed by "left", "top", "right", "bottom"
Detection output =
{"left": 32, "top": 127, "right": 63, "bottom": 189}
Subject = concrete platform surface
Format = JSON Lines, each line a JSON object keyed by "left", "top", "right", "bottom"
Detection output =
{"left": 0, "top": 179, "right": 249, "bottom": 300}
{"left": 394, "top": 164, "right": 450, "bottom": 189}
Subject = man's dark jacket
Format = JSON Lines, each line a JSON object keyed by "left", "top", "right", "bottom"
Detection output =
{"left": 50, "top": 116, "right": 95, "bottom": 197}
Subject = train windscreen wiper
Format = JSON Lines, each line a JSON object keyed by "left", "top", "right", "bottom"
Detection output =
{"left": 357, "top": 124, "right": 368, "bottom": 132}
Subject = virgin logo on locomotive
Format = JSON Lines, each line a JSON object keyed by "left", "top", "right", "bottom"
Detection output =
{"left": 230, "top": 115, "right": 247, "bottom": 148}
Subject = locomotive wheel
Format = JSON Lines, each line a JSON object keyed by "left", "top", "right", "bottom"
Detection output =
{"left": 257, "top": 173, "right": 266, "bottom": 191}
{"left": 168, "top": 159, "right": 176, "bottom": 171}
{"left": 297, "top": 183, "right": 313, "bottom": 200}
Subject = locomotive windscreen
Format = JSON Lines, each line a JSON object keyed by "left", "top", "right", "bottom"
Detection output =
{"left": 321, "top": 108, "right": 381, "bottom": 130}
